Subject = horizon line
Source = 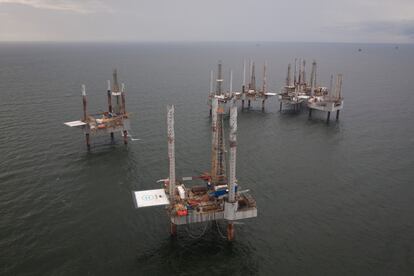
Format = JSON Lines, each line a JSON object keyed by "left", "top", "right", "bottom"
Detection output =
{"left": 0, "top": 40, "right": 411, "bottom": 45}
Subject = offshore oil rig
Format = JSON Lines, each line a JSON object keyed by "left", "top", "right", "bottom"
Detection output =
{"left": 208, "top": 61, "right": 276, "bottom": 115}
{"left": 133, "top": 76, "right": 257, "bottom": 241}
{"left": 64, "top": 70, "right": 131, "bottom": 149}
{"left": 234, "top": 60, "right": 276, "bottom": 111}
{"left": 308, "top": 74, "right": 344, "bottom": 123}
{"left": 278, "top": 59, "right": 344, "bottom": 122}
{"left": 278, "top": 58, "right": 315, "bottom": 112}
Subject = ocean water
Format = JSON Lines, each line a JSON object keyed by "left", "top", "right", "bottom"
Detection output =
{"left": 0, "top": 42, "right": 413, "bottom": 275}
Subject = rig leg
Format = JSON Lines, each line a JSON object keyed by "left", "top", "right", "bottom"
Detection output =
{"left": 123, "top": 130, "right": 128, "bottom": 144}
{"left": 85, "top": 133, "right": 90, "bottom": 151}
{"left": 326, "top": 112, "right": 331, "bottom": 124}
{"left": 336, "top": 110, "right": 340, "bottom": 120}
{"left": 170, "top": 222, "right": 177, "bottom": 237}
{"left": 248, "top": 100, "right": 251, "bottom": 109}
{"left": 227, "top": 222, "right": 235, "bottom": 241}
{"left": 209, "top": 108, "right": 212, "bottom": 117}
{"left": 308, "top": 108, "right": 312, "bottom": 119}
{"left": 241, "top": 100, "right": 245, "bottom": 110}
{"left": 110, "top": 132, "right": 114, "bottom": 143}
{"left": 279, "top": 102, "right": 282, "bottom": 112}
{"left": 262, "top": 99, "right": 265, "bottom": 112}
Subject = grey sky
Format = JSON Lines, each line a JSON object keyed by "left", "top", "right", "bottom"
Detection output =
{"left": 1, "top": 0, "right": 414, "bottom": 43}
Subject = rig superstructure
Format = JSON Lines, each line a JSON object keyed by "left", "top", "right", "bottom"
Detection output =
{"left": 64, "top": 70, "right": 131, "bottom": 149}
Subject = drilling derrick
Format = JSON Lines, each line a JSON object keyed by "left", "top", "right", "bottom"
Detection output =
{"left": 302, "top": 59, "right": 307, "bottom": 89}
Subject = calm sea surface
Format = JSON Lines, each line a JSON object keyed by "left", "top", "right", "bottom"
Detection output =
{"left": 0, "top": 42, "right": 413, "bottom": 275}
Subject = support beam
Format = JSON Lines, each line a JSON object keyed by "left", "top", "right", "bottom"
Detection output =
{"left": 262, "top": 99, "right": 265, "bottom": 112}
{"left": 107, "top": 80, "right": 112, "bottom": 113}
{"left": 121, "top": 83, "right": 126, "bottom": 115}
{"left": 227, "top": 222, "right": 234, "bottom": 241}
{"left": 209, "top": 70, "right": 213, "bottom": 117}
{"left": 310, "top": 61, "right": 317, "bottom": 97}
{"left": 250, "top": 62, "right": 256, "bottom": 90}
{"left": 167, "top": 105, "right": 176, "bottom": 201}
{"left": 242, "top": 60, "right": 246, "bottom": 87}
{"left": 262, "top": 61, "right": 267, "bottom": 94}
{"left": 85, "top": 133, "right": 90, "bottom": 150}
{"left": 216, "top": 62, "right": 223, "bottom": 96}
{"left": 336, "top": 110, "right": 340, "bottom": 120}
{"left": 327, "top": 111, "right": 331, "bottom": 123}
{"left": 110, "top": 132, "right": 114, "bottom": 143}
{"left": 279, "top": 102, "right": 282, "bottom": 112}
{"left": 248, "top": 100, "right": 251, "bottom": 109}
{"left": 308, "top": 108, "right": 312, "bottom": 119}
{"left": 210, "top": 70, "right": 214, "bottom": 94}
{"left": 294, "top": 58, "right": 297, "bottom": 85}
{"left": 241, "top": 85, "right": 245, "bottom": 110}
{"left": 228, "top": 101, "right": 237, "bottom": 203}
{"left": 113, "top": 69, "right": 121, "bottom": 114}
{"left": 123, "top": 130, "right": 128, "bottom": 144}
{"left": 82, "top": 85, "right": 87, "bottom": 122}
{"left": 170, "top": 222, "right": 177, "bottom": 237}
{"left": 210, "top": 98, "right": 218, "bottom": 183}
{"left": 286, "top": 63, "right": 291, "bottom": 86}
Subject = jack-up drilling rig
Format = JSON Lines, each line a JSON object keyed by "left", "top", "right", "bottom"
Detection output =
{"left": 133, "top": 98, "right": 257, "bottom": 241}
{"left": 64, "top": 70, "right": 131, "bottom": 149}
{"left": 233, "top": 60, "right": 277, "bottom": 111}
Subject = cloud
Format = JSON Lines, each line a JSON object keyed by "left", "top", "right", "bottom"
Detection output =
{"left": 0, "top": 0, "right": 109, "bottom": 14}
{"left": 360, "top": 20, "right": 414, "bottom": 39}
{"left": 330, "top": 20, "right": 414, "bottom": 43}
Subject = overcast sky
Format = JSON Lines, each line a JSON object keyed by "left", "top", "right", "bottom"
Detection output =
{"left": 1, "top": 0, "right": 414, "bottom": 43}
